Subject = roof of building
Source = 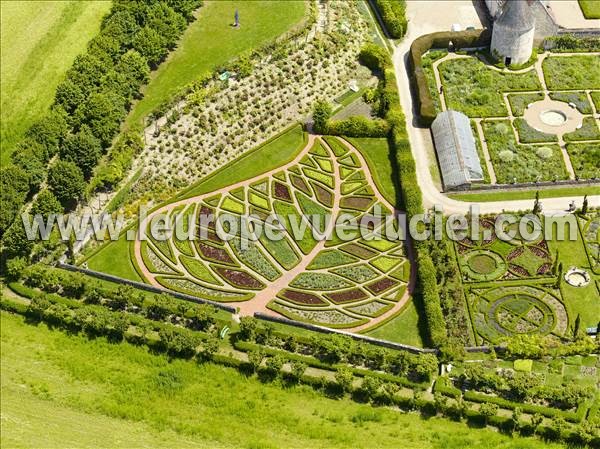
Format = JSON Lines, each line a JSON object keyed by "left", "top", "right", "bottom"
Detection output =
{"left": 495, "top": 0, "right": 535, "bottom": 31}
{"left": 431, "top": 110, "right": 484, "bottom": 189}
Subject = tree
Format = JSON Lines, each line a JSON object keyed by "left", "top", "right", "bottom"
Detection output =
{"left": 238, "top": 316, "right": 258, "bottom": 341}
{"left": 334, "top": 367, "right": 354, "bottom": 393}
{"left": 555, "top": 261, "right": 564, "bottom": 288}
{"left": 265, "top": 354, "right": 285, "bottom": 376}
{"left": 511, "top": 407, "right": 522, "bottom": 432}
{"left": 581, "top": 195, "right": 588, "bottom": 215}
{"left": 47, "top": 160, "right": 85, "bottom": 209}
{"left": 31, "top": 190, "right": 63, "bottom": 219}
{"left": 132, "top": 26, "right": 168, "bottom": 68}
{"left": 74, "top": 90, "right": 126, "bottom": 147}
{"left": 289, "top": 360, "right": 307, "bottom": 382}
{"left": 5, "top": 257, "right": 28, "bottom": 280}
{"left": 60, "top": 127, "right": 102, "bottom": 178}
{"left": 479, "top": 402, "right": 498, "bottom": 425}
{"left": 573, "top": 314, "right": 587, "bottom": 340}
{"left": 531, "top": 413, "right": 544, "bottom": 434}
{"left": 26, "top": 107, "right": 69, "bottom": 157}
{"left": 247, "top": 349, "right": 264, "bottom": 372}
{"left": 358, "top": 43, "right": 391, "bottom": 72}
{"left": 312, "top": 100, "right": 332, "bottom": 134}
{"left": 2, "top": 217, "right": 34, "bottom": 259}
{"left": 0, "top": 166, "right": 30, "bottom": 237}
{"left": 188, "top": 304, "right": 216, "bottom": 331}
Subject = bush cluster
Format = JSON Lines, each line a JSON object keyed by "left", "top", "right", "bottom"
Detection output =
{"left": 372, "top": 0, "right": 407, "bottom": 39}
{"left": 1, "top": 1, "right": 201, "bottom": 253}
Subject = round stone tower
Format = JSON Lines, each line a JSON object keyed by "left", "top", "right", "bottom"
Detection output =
{"left": 490, "top": 0, "right": 535, "bottom": 66}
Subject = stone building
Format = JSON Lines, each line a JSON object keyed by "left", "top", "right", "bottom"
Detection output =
{"left": 490, "top": 0, "right": 536, "bottom": 65}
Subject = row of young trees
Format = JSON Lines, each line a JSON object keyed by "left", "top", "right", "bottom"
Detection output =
{"left": 1, "top": 1, "right": 202, "bottom": 259}
{"left": 13, "top": 263, "right": 220, "bottom": 334}
{"left": 238, "top": 316, "right": 439, "bottom": 383}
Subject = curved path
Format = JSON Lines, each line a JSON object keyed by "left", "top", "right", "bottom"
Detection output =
{"left": 133, "top": 135, "right": 415, "bottom": 332}
{"left": 391, "top": 8, "right": 600, "bottom": 214}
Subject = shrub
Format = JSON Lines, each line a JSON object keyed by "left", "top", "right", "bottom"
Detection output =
{"left": 359, "top": 43, "right": 391, "bottom": 72}
{"left": 312, "top": 100, "right": 332, "bottom": 134}
{"left": 372, "top": 0, "right": 407, "bottom": 39}
{"left": 47, "top": 160, "right": 86, "bottom": 209}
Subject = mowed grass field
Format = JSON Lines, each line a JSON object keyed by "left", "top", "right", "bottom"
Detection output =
{"left": 0, "top": 0, "right": 111, "bottom": 164}
{"left": 0, "top": 311, "right": 562, "bottom": 449}
{"left": 126, "top": 0, "right": 307, "bottom": 127}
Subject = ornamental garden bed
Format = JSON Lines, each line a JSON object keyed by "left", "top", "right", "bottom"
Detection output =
{"left": 96, "top": 136, "right": 411, "bottom": 330}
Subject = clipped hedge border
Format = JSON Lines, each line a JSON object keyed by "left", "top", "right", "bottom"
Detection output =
{"left": 408, "top": 29, "right": 492, "bottom": 125}
{"left": 463, "top": 390, "right": 589, "bottom": 423}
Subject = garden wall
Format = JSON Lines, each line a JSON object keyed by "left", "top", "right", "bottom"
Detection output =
{"left": 254, "top": 311, "right": 437, "bottom": 354}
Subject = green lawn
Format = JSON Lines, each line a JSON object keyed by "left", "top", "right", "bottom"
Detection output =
{"left": 85, "top": 234, "right": 142, "bottom": 282}
{"left": 126, "top": 0, "right": 307, "bottom": 128}
{"left": 448, "top": 185, "right": 600, "bottom": 202}
{"left": 364, "top": 301, "right": 425, "bottom": 347}
{"left": 579, "top": 0, "right": 600, "bottom": 19}
{"left": 547, "top": 222, "right": 600, "bottom": 328}
{"left": 0, "top": 0, "right": 111, "bottom": 164}
{"left": 1, "top": 311, "right": 560, "bottom": 449}
{"left": 347, "top": 137, "right": 398, "bottom": 205}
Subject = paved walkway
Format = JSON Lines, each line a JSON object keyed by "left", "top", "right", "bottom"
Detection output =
{"left": 547, "top": 0, "right": 600, "bottom": 29}
{"left": 391, "top": 9, "right": 600, "bottom": 213}
{"left": 133, "top": 135, "right": 416, "bottom": 333}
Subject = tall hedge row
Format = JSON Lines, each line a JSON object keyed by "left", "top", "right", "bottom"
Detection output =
{"left": 408, "top": 29, "right": 491, "bottom": 125}
{"left": 372, "top": 0, "right": 407, "bottom": 39}
{"left": 1, "top": 1, "right": 202, "bottom": 249}
{"left": 370, "top": 49, "right": 447, "bottom": 347}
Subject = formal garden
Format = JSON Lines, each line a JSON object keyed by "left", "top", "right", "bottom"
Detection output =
{"left": 453, "top": 210, "right": 600, "bottom": 346}
{"left": 422, "top": 51, "right": 600, "bottom": 186}
{"left": 86, "top": 136, "right": 410, "bottom": 330}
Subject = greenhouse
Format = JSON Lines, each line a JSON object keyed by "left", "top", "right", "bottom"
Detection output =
{"left": 431, "top": 110, "right": 484, "bottom": 190}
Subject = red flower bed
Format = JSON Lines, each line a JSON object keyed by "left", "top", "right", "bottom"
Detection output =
{"left": 214, "top": 267, "right": 264, "bottom": 289}
{"left": 457, "top": 244, "right": 470, "bottom": 254}
{"left": 537, "top": 263, "right": 552, "bottom": 275}
{"left": 366, "top": 277, "right": 399, "bottom": 294}
{"left": 291, "top": 174, "right": 311, "bottom": 195}
{"left": 507, "top": 247, "right": 525, "bottom": 261}
{"left": 340, "top": 196, "right": 374, "bottom": 211}
{"left": 197, "top": 205, "right": 216, "bottom": 229}
{"left": 273, "top": 181, "right": 292, "bottom": 202}
{"left": 312, "top": 182, "right": 333, "bottom": 207}
{"left": 538, "top": 240, "right": 549, "bottom": 251}
{"left": 325, "top": 288, "right": 368, "bottom": 304}
{"left": 509, "top": 264, "right": 530, "bottom": 277}
{"left": 341, "top": 243, "right": 376, "bottom": 259}
{"left": 197, "top": 241, "right": 235, "bottom": 265}
{"left": 529, "top": 246, "right": 548, "bottom": 259}
{"left": 280, "top": 289, "right": 326, "bottom": 306}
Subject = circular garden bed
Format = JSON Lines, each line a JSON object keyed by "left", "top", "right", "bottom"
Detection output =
{"left": 462, "top": 250, "right": 507, "bottom": 281}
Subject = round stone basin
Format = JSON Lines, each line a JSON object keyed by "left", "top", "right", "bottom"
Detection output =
{"left": 540, "top": 110, "right": 567, "bottom": 126}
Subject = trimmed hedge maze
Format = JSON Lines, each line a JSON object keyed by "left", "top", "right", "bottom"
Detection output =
{"left": 135, "top": 136, "right": 409, "bottom": 329}
{"left": 468, "top": 285, "right": 568, "bottom": 344}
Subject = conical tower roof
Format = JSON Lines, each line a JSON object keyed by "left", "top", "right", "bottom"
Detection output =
{"left": 496, "top": 0, "right": 535, "bottom": 31}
